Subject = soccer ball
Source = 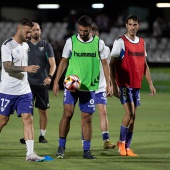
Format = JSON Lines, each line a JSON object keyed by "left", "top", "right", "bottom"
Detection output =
{"left": 63, "top": 75, "right": 81, "bottom": 91}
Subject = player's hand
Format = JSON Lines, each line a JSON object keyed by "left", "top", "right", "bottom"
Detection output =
{"left": 53, "top": 82, "right": 60, "bottom": 97}
{"left": 109, "top": 84, "right": 114, "bottom": 97}
{"left": 106, "top": 83, "right": 111, "bottom": 97}
{"left": 113, "top": 85, "right": 120, "bottom": 98}
{"left": 26, "top": 65, "right": 40, "bottom": 73}
{"left": 43, "top": 77, "right": 51, "bottom": 86}
{"left": 149, "top": 84, "right": 156, "bottom": 96}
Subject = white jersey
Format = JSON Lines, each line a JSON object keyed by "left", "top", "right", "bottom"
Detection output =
{"left": 0, "top": 38, "right": 31, "bottom": 95}
{"left": 62, "top": 34, "right": 107, "bottom": 60}
{"left": 110, "top": 35, "right": 147, "bottom": 59}
{"left": 95, "top": 46, "right": 111, "bottom": 94}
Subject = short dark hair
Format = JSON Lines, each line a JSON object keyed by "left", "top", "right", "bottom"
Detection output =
{"left": 78, "top": 15, "right": 92, "bottom": 27}
{"left": 126, "top": 14, "right": 140, "bottom": 23}
{"left": 18, "top": 18, "right": 34, "bottom": 27}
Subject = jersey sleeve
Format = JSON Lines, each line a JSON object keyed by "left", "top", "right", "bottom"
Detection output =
{"left": 110, "top": 38, "right": 124, "bottom": 58}
{"left": 99, "top": 39, "right": 107, "bottom": 60}
{"left": 62, "top": 38, "right": 72, "bottom": 58}
{"left": 105, "top": 46, "right": 111, "bottom": 63}
{"left": 47, "top": 43, "right": 55, "bottom": 58}
{"left": 1, "top": 44, "right": 12, "bottom": 62}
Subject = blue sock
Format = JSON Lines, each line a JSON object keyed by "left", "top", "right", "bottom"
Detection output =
{"left": 119, "top": 125, "right": 129, "bottom": 141}
{"left": 83, "top": 140, "right": 91, "bottom": 151}
{"left": 102, "top": 131, "right": 109, "bottom": 141}
{"left": 125, "top": 132, "right": 133, "bottom": 149}
{"left": 59, "top": 138, "right": 66, "bottom": 148}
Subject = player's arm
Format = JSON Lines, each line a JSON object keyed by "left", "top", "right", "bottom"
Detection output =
{"left": 100, "top": 41, "right": 111, "bottom": 96}
{"left": 47, "top": 43, "right": 57, "bottom": 78}
{"left": 110, "top": 38, "right": 123, "bottom": 98}
{"left": 105, "top": 46, "right": 114, "bottom": 96}
{"left": 53, "top": 57, "right": 68, "bottom": 84}
{"left": 144, "top": 59, "right": 156, "bottom": 96}
{"left": 43, "top": 57, "right": 56, "bottom": 86}
{"left": 109, "top": 57, "right": 120, "bottom": 98}
{"left": 53, "top": 38, "right": 71, "bottom": 96}
{"left": 101, "top": 58, "right": 111, "bottom": 96}
{"left": 53, "top": 57, "right": 68, "bottom": 96}
{"left": 48, "top": 57, "right": 56, "bottom": 77}
{"left": 3, "top": 61, "right": 39, "bottom": 73}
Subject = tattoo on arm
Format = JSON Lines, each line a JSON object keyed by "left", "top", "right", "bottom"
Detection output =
{"left": 3, "top": 61, "right": 25, "bottom": 73}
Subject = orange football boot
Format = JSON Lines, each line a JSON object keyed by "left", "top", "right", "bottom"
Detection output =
{"left": 117, "top": 141, "right": 126, "bottom": 156}
{"left": 126, "top": 149, "right": 138, "bottom": 156}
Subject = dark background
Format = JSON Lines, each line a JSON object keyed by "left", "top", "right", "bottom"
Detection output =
{"left": 0, "top": 0, "right": 169, "bottom": 23}
{"left": 0, "top": 0, "right": 170, "bottom": 88}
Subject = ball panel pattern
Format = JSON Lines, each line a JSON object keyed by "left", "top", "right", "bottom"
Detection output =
{"left": 64, "top": 75, "right": 81, "bottom": 91}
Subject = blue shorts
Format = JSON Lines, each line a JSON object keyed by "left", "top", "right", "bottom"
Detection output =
{"left": 63, "top": 89, "right": 95, "bottom": 113}
{"left": 119, "top": 87, "right": 140, "bottom": 106}
{"left": 0, "top": 92, "right": 33, "bottom": 117}
{"left": 95, "top": 92, "right": 107, "bottom": 105}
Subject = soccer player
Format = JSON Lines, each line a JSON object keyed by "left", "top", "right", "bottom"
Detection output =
{"left": 110, "top": 14, "right": 156, "bottom": 156}
{"left": 53, "top": 15, "right": 111, "bottom": 159}
{"left": 0, "top": 18, "right": 45, "bottom": 162}
{"left": 91, "top": 25, "right": 116, "bottom": 149}
{"left": 20, "top": 22, "right": 56, "bottom": 144}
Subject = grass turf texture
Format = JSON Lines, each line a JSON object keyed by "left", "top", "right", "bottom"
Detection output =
{"left": 0, "top": 90, "right": 170, "bottom": 170}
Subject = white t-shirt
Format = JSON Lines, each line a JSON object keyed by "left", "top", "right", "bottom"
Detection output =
{"left": 0, "top": 38, "right": 31, "bottom": 95}
{"left": 110, "top": 35, "right": 147, "bottom": 59}
{"left": 95, "top": 46, "right": 111, "bottom": 94}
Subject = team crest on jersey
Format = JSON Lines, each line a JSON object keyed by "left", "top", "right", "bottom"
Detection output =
{"left": 39, "top": 47, "right": 44, "bottom": 51}
{"left": 1, "top": 107, "right": 5, "bottom": 112}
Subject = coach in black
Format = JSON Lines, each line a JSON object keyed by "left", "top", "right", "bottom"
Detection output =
{"left": 20, "top": 22, "right": 56, "bottom": 144}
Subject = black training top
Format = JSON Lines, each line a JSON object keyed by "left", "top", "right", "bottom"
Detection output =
{"left": 27, "top": 40, "right": 55, "bottom": 85}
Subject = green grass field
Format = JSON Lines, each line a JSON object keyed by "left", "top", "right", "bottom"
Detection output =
{"left": 0, "top": 90, "right": 170, "bottom": 170}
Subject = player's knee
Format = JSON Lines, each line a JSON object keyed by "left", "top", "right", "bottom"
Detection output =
{"left": 38, "top": 109, "right": 47, "bottom": 115}
{"left": 82, "top": 114, "right": 92, "bottom": 124}
{"left": 22, "top": 114, "right": 33, "bottom": 126}
{"left": 0, "top": 118, "right": 9, "bottom": 128}
{"left": 129, "top": 113, "right": 136, "bottom": 123}
{"left": 99, "top": 110, "right": 107, "bottom": 118}
{"left": 63, "top": 111, "right": 73, "bottom": 120}
{"left": 64, "top": 106, "right": 74, "bottom": 119}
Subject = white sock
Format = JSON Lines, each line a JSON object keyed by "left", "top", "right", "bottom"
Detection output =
{"left": 26, "top": 140, "right": 34, "bottom": 156}
{"left": 40, "top": 129, "right": 46, "bottom": 136}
